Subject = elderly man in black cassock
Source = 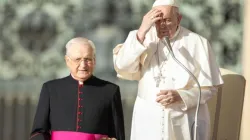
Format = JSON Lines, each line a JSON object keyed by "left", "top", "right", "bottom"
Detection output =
{"left": 30, "top": 37, "right": 125, "bottom": 140}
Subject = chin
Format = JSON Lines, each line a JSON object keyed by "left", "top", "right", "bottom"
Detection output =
{"left": 157, "top": 34, "right": 162, "bottom": 39}
{"left": 157, "top": 35, "right": 164, "bottom": 39}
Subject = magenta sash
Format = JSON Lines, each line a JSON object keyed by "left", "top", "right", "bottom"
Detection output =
{"left": 51, "top": 131, "right": 108, "bottom": 140}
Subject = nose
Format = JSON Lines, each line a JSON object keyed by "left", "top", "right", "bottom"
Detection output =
{"left": 160, "top": 22, "right": 172, "bottom": 31}
{"left": 160, "top": 20, "right": 166, "bottom": 27}
{"left": 160, "top": 21, "right": 170, "bottom": 29}
{"left": 79, "top": 60, "right": 88, "bottom": 67}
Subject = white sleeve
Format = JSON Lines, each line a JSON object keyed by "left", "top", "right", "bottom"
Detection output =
{"left": 177, "top": 86, "right": 219, "bottom": 111}
{"left": 114, "top": 30, "right": 147, "bottom": 73}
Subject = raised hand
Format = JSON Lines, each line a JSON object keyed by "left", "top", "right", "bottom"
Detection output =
{"left": 137, "top": 9, "right": 162, "bottom": 43}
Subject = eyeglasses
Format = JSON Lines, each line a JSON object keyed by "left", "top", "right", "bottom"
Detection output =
{"left": 67, "top": 56, "right": 94, "bottom": 65}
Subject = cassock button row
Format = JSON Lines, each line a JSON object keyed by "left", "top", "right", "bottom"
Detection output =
{"left": 78, "top": 112, "right": 82, "bottom": 115}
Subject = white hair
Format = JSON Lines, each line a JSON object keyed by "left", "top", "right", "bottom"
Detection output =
{"left": 173, "top": 7, "right": 180, "bottom": 15}
{"left": 65, "top": 37, "right": 96, "bottom": 57}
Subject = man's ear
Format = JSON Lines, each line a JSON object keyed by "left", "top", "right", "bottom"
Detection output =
{"left": 64, "top": 55, "right": 68, "bottom": 61}
{"left": 177, "top": 14, "right": 182, "bottom": 25}
{"left": 93, "top": 58, "right": 96, "bottom": 65}
{"left": 65, "top": 55, "right": 70, "bottom": 65}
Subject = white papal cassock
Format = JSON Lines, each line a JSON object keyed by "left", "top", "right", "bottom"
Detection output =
{"left": 113, "top": 25, "right": 223, "bottom": 140}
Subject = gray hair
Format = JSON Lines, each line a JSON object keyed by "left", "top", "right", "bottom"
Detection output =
{"left": 65, "top": 37, "right": 96, "bottom": 57}
{"left": 173, "top": 7, "right": 180, "bottom": 15}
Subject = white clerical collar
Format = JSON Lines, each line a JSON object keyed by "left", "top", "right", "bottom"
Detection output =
{"left": 78, "top": 81, "right": 83, "bottom": 85}
{"left": 70, "top": 74, "right": 84, "bottom": 85}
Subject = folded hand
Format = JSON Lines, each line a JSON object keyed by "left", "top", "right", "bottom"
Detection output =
{"left": 156, "top": 90, "right": 182, "bottom": 108}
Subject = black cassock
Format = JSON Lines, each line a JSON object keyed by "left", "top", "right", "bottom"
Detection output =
{"left": 30, "top": 75, "right": 125, "bottom": 140}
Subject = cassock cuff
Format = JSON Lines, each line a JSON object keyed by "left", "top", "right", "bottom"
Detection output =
{"left": 176, "top": 90, "right": 197, "bottom": 111}
{"left": 30, "top": 132, "right": 50, "bottom": 140}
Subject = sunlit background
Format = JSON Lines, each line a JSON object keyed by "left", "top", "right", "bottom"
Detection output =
{"left": 0, "top": 0, "right": 245, "bottom": 140}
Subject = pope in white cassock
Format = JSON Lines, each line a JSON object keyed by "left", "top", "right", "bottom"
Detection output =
{"left": 113, "top": 0, "right": 224, "bottom": 140}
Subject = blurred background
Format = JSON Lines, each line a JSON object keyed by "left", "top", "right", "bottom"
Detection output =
{"left": 0, "top": 0, "right": 246, "bottom": 140}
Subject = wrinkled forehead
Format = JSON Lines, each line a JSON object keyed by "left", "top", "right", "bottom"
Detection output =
{"left": 68, "top": 43, "right": 94, "bottom": 57}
